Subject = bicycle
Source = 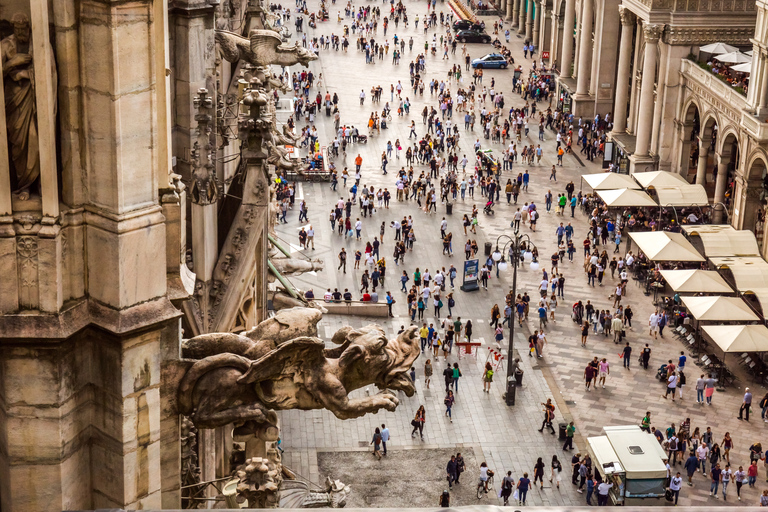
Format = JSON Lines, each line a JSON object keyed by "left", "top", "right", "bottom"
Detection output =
{"left": 476, "top": 471, "right": 495, "bottom": 499}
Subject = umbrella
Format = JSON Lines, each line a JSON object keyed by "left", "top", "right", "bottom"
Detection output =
{"left": 596, "top": 188, "right": 657, "bottom": 207}
{"left": 731, "top": 62, "right": 752, "bottom": 73}
{"left": 658, "top": 269, "right": 733, "bottom": 294}
{"left": 582, "top": 172, "right": 642, "bottom": 190}
{"left": 631, "top": 171, "right": 689, "bottom": 189}
{"left": 745, "top": 50, "right": 754, "bottom": 56}
{"left": 702, "top": 325, "right": 768, "bottom": 353}
{"left": 654, "top": 185, "right": 709, "bottom": 207}
{"left": 680, "top": 296, "right": 759, "bottom": 322}
{"left": 715, "top": 51, "right": 752, "bottom": 64}
{"left": 699, "top": 42, "right": 738, "bottom": 55}
{"left": 629, "top": 231, "right": 705, "bottom": 262}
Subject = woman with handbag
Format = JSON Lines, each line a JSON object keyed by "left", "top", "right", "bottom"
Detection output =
{"left": 411, "top": 405, "right": 426, "bottom": 440}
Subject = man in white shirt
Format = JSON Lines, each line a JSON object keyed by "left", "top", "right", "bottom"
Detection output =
{"left": 596, "top": 481, "right": 613, "bottom": 506}
{"left": 669, "top": 472, "right": 683, "bottom": 505}
{"left": 539, "top": 278, "right": 549, "bottom": 297}
{"left": 324, "top": 288, "right": 333, "bottom": 302}
{"left": 696, "top": 443, "right": 709, "bottom": 475}
{"left": 663, "top": 372, "right": 678, "bottom": 401}
{"left": 306, "top": 225, "right": 315, "bottom": 249}
{"left": 649, "top": 312, "right": 659, "bottom": 339}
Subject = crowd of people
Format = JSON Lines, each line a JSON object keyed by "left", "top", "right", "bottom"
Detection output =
{"left": 266, "top": 0, "right": 768, "bottom": 506}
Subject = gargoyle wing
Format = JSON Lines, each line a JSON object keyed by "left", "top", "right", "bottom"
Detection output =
{"left": 215, "top": 30, "right": 248, "bottom": 63}
{"left": 249, "top": 29, "right": 284, "bottom": 67}
{"left": 237, "top": 336, "right": 326, "bottom": 385}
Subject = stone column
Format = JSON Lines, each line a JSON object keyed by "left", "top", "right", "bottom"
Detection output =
{"left": 525, "top": 0, "right": 534, "bottom": 41}
{"left": 649, "top": 41, "right": 668, "bottom": 156}
{"left": 560, "top": 0, "right": 575, "bottom": 77}
{"left": 513, "top": 0, "right": 521, "bottom": 25}
{"left": 573, "top": 0, "right": 582, "bottom": 78}
{"left": 30, "top": 0, "right": 59, "bottom": 219}
{"left": 696, "top": 141, "right": 709, "bottom": 186}
{"left": 714, "top": 156, "right": 729, "bottom": 206}
{"left": 612, "top": 7, "right": 634, "bottom": 133}
{"left": 519, "top": 0, "right": 526, "bottom": 34}
{"left": 627, "top": 18, "right": 643, "bottom": 133}
{"left": 634, "top": 24, "right": 662, "bottom": 157}
{"left": 574, "top": 0, "right": 593, "bottom": 96}
{"left": 0, "top": 62, "right": 10, "bottom": 216}
{"left": 537, "top": 1, "right": 547, "bottom": 53}
{"left": 551, "top": 12, "right": 561, "bottom": 68}
{"left": 507, "top": 0, "right": 515, "bottom": 21}
{"left": 533, "top": 3, "right": 541, "bottom": 48}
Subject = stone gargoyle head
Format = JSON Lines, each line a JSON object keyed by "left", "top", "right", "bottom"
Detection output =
{"left": 336, "top": 325, "right": 419, "bottom": 396}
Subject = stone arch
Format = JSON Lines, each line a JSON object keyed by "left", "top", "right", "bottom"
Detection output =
{"left": 679, "top": 99, "right": 701, "bottom": 181}
{"left": 735, "top": 152, "right": 768, "bottom": 248}
{"left": 713, "top": 129, "right": 741, "bottom": 222}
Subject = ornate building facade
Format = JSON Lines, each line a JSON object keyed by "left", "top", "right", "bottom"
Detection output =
{"left": 0, "top": 0, "right": 281, "bottom": 509}
{"left": 505, "top": 0, "right": 768, "bottom": 255}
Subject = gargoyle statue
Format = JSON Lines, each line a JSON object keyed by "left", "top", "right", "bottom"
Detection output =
{"left": 177, "top": 319, "right": 419, "bottom": 429}
{"left": 265, "top": 139, "right": 302, "bottom": 172}
{"left": 215, "top": 29, "right": 318, "bottom": 68}
{"left": 270, "top": 257, "right": 324, "bottom": 276}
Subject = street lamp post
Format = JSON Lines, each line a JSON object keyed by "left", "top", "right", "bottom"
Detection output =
{"left": 492, "top": 230, "right": 537, "bottom": 406}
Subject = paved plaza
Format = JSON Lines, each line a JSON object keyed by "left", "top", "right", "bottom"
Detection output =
{"left": 274, "top": 4, "right": 768, "bottom": 507}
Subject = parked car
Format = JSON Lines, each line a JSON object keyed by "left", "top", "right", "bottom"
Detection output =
{"left": 456, "top": 29, "right": 491, "bottom": 44}
{"left": 453, "top": 19, "right": 485, "bottom": 31}
{"left": 471, "top": 53, "right": 508, "bottom": 69}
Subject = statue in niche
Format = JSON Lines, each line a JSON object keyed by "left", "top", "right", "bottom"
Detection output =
{"left": 1, "top": 13, "right": 57, "bottom": 201}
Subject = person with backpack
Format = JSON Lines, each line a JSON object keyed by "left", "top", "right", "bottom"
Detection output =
{"left": 451, "top": 363, "right": 462, "bottom": 392}
{"left": 483, "top": 362, "right": 494, "bottom": 392}
{"left": 438, "top": 490, "right": 450, "bottom": 507}
{"left": 538, "top": 398, "right": 556, "bottom": 434}
{"left": 501, "top": 471, "right": 515, "bottom": 505}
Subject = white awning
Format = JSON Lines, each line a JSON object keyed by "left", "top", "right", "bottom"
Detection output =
{"left": 694, "top": 230, "right": 760, "bottom": 257}
{"left": 658, "top": 269, "right": 733, "bottom": 294}
{"left": 583, "top": 173, "right": 642, "bottom": 190}
{"left": 680, "top": 295, "right": 759, "bottom": 322}
{"left": 731, "top": 62, "right": 752, "bottom": 73}
{"left": 597, "top": 188, "right": 657, "bottom": 207}
{"left": 629, "top": 231, "right": 705, "bottom": 262}
{"left": 716, "top": 51, "right": 752, "bottom": 64}
{"left": 654, "top": 185, "right": 709, "bottom": 206}
{"left": 710, "top": 257, "right": 768, "bottom": 290}
{"left": 699, "top": 42, "right": 738, "bottom": 55}
{"left": 632, "top": 171, "right": 689, "bottom": 189}
{"left": 702, "top": 324, "right": 768, "bottom": 353}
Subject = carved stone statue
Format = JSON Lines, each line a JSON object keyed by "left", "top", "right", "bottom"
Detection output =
{"left": 1, "top": 13, "right": 57, "bottom": 200}
{"left": 281, "top": 477, "right": 351, "bottom": 508}
{"left": 270, "top": 257, "right": 324, "bottom": 276}
{"left": 264, "top": 139, "right": 302, "bottom": 172}
{"left": 177, "top": 314, "right": 419, "bottom": 429}
{"left": 215, "top": 29, "right": 317, "bottom": 68}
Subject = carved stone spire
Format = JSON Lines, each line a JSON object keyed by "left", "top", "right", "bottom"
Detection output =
{"left": 190, "top": 88, "right": 219, "bottom": 205}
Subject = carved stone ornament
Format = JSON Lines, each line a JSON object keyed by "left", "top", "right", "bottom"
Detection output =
{"left": 664, "top": 27, "right": 753, "bottom": 46}
{"left": 176, "top": 309, "right": 420, "bottom": 429}
{"left": 215, "top": 29, "right": 318, "bottom": 68}
{"left": 643, "top": 24, "right": 663, "bottom": 43}
{"left": 618, "top": 6, "right": 634, "bottom": 26}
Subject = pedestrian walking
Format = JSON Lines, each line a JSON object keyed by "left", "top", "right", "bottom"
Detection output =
{"left": 371, "top": 427, "right": 383, "bottom": 460}
{"left": 451, "top": 362, "right": 462, "bottom": 391}
{"left": 424, "top": 359, "right": 433, "bottom": 389}
{"left": 483, "top": 361, "right": 494, "bottom": 392}
{"left": 739, "top": 388, "right": 753, "bottom": 421}
{"left": 380, "top": 424, "right": 390, "bottom": 455}
{"left": 669, "top": 472, "right": 683, "bottom": 505}
{"left": 563, "top": 421, "right": 575, "bottom": 450}
{"left": 446, "top": 455, "right": 458, "bottom": 488}
{"left": 533, "top": 457, "right": 546, "bottom": 490}
{"left": 411, "top": 405, "right": 425, "bottom": 440}
{"left": 516, "top": 473, "right": 530, "bottom": 505}
{"left": 444, "top": 390, "right": 455, "bottom": 422}
{"left": 550, "top": 455, "right": 562, "bottom": 489}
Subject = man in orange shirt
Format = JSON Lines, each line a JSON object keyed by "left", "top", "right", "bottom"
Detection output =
{"left": 355, "top": 154, "right": 363, "bottom": 171}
